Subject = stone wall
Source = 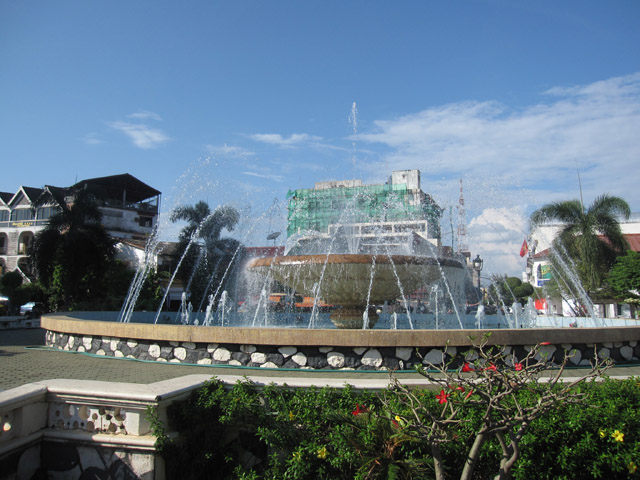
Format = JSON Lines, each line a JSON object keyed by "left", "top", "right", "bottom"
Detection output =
{"left": 45, "top": 330, "right": 640, "bottom": 370}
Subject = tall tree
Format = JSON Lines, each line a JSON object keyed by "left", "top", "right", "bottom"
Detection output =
{"left": 170, "top": 202, "right": 240, "bottom": 309}
{"left": 31, "top": 188, "right": 115, "bottom": 310}
{"left": 530, "top": 194, "right": 630, "bottom": 293}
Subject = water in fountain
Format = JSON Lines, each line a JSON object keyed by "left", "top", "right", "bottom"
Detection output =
{"left": 475, "top": 304, "right": 485, "bottom": 328}
{"left": 523, "top": 297, "right": 537, "bottom": 328}
{"left": 115, "top": 105, "right": 619, "bottom": 332}
{"left": 203, "top": 294, "right": 214, "bottom": 326}
{"left": 217, "top": 290, "right": 230, "bottom": 326}
{"left": 118, "top": 225, "right": 160, "bottom": 323}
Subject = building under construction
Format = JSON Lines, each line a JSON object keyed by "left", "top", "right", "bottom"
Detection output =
{"left": 286, "top": 170, "right": 442, "bottom": 255}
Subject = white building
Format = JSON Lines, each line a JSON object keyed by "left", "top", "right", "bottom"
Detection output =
{"left": 0, "top": 174, "right": 161, "bottom": 279}
{"left": 525, "top": 213, "right": 640, "bottom": 317}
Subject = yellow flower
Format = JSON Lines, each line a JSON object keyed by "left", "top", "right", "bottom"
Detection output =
{"left": 317, "top": 446, "right": 328, "bottom": 459}
{"left": 288, "top": 410, "right": 295, "bottom": 421}
{"left": 599, "top": 429, "right": 606, "bottom": 438}
{"left": 612, "top": 430, "right": 625, "bottom": 442}
{"left": 629, "top": 461, "right": 637, "bottom": 474}
{"left": 395, "top": 415, "right": 402, "bottom": 422}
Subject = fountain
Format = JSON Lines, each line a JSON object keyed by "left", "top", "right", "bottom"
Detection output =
{"left": 38, "top": 109, "right": 640, "bottom": 370}
{"left": 248, "top": 254, "right": 465, "bottom": 329}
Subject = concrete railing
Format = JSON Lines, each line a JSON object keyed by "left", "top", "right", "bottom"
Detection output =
{"left": 0, "top": 375, "right": 212, "bottom": 479}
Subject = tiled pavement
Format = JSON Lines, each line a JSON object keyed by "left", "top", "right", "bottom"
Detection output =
{"left": 2, "top": 327, "right": 640, "bottom": 393}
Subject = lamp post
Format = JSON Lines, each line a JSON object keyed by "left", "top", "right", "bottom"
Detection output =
{"left": 472, "top": 254, "right": 483, "bottom": 290}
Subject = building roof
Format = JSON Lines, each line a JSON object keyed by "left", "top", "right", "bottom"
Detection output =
{"left": 244, "top": 246, "right": 285, "bottom": 258}
{"left": 71, "top": 173, "right": 161, "bottom": 203}
{"left": 531, "top": 233, "right": 640, "bottom": 260}
{"left": 21, "top": 187, "right": 44, "bottom": 201}
{"left": 0, "top": 192, "right": 12, "bottom": 205}
{"left": 626, "top": 234, "right": 640, "bottom": 252}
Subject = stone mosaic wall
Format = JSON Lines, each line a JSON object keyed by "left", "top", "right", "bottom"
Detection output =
{"left": 45, "top": 331, "right": 640, "bottom": 370}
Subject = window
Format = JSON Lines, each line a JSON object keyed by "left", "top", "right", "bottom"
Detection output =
{"left": 0, "top": 210, "right": 9, "bottom": 222}
{"left": 11, "top": 209, "right": 34, "bottom": 221}
{"left": 37, "top": 206, "right": 59, "bottom": 220}
{"left": 138, "top": 216, "right": 153, "bottom": 227}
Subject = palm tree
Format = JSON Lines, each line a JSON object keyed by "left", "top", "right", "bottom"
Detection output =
{"left": 31, "top": 188, "right": 115, "bottom": 310}
{"left": 530, "top": 194, "right": 630, "bottom": 293}
{"left": 170, "top": 201, "right": 240, "bottom": 308}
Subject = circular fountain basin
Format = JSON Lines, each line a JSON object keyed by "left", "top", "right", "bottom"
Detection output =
{"left": 42, "top": 314, "right": 640, "bottom": 371}
{"left": 248, "top": 253, "right": 466, "bottom": 328}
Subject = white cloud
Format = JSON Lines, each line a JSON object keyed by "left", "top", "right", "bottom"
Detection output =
{"left": 358, "top": 73, "right": 640, "bottom": 209}
{"left": 127, "top": 110, "right": 163, "bottom": 121}
{"left": 467, "top": 207, "right": 529, "bottom": 276}
{"left": 242, "top": 171, "right": 285, "bottom": 182}
{"left": 83, "top": 132, "right": 103, "bottom": 145}
{"left": 249, "top": 133, "right": 322, "bottom": 147}
{"left": 110, "top": 121, "right": 170, "bottom": 149}
{"left": 206, "top": 143, "right": 255, "bottom": 158}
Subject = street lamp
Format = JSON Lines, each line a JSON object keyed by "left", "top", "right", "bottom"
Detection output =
{"left": 266, "top": 231, "right": 281, "bottom": 246}
{"left": 471, "top": 254, "right": 484, "bottom": 302}
{"left": 472, "top": 254, "right": 483, "bottom": 273}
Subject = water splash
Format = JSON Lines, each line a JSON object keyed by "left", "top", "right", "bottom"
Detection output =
{"left": 118, "top": 226, "right": 160, "bottom": 323}
{"left": 362, "top": 255, "right": 376, "bottom": 330}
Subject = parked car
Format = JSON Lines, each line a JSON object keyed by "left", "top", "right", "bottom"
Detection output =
{"left": 20, "top": 302, "right": 45, "bottom": 318}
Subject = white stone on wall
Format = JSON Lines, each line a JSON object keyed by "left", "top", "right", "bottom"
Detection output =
{"left": 148, "top": 344, "right": 161, "bottom": 358}
{"left": 598, "top": 347, "right": 611, "bottom": 359}
{"left": 174, "top": 347, "right": 187, "bottom": 361}
{"left": 213, "top": 348, "right": 231, "bottom": 361}
{"left": 241, "top": 345, "right": 257, "bottom": 353}
{"left": 291, "top": 352, "right": 307, "bottom": 366}
{"left": 278, "top": 346, "right": 297, "bottom": 357}
{"left": 621, "top": 345, "right": 634, "bottom": 360}
{"left": 251, "top": 352, "right": 267, "bottom": 364}
{"left": 423, "top": 349, "right": 444, "bottom": 365}
{"left": 327, "top": 352, "right": 345, "bottom": 368}
{"left": 361, "top": 349, "right": 382, "bottom": 368}
{"left": 396, "top": 347, "right": 412, "bottom": 361}
{"left": 569, "top": 349, "right": 582, "bottom": 365}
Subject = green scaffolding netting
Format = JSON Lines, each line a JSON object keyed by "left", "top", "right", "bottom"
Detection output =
{"left": 286, "top": 183, "right": 442, "bottom": 238}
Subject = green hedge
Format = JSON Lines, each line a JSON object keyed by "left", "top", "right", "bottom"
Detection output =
{"left": 149, "top": 377, "right": 640, "bottom": 479}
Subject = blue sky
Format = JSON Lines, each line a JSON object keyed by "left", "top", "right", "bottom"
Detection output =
{"left": 2, "top": 1, "right": 639, "bottom": 275}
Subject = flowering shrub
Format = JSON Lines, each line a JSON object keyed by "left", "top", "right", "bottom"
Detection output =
{"left": 148, "top": 338, "right": 636, "bottom": 480}
{"left": 379, "top": 337, "right": 609, "bottom": 480}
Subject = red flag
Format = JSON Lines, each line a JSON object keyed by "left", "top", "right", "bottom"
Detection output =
{"left": 519, "top": 238, "right": 529, "bottom": 257}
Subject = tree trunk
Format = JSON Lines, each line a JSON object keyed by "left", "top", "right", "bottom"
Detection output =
{"left": 431, "top": 443, "right": 445, "bottom": 480}
{"left": 460, "top": 430, "right": 487, "bottom": 480}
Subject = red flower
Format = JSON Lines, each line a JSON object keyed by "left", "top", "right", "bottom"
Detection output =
{"left": 352, "top": 404, "right": 368, "bottom": 416}
{"left": 465, "top": 389, "right": 474, "bottom": 400}
{"left": 462, "top": 363, "right": 474, "bottom": 372}
{"left": 484, "top": 364, "right": 498, "bottom": 372}
{"left": 436, "top": 389, "right": 449, "bottom": 404}
{"left": 540, "top": 342, "right": 551, "bottom": 346}
{"left": 514, "top": 363, "right": 523, "bottom": 371}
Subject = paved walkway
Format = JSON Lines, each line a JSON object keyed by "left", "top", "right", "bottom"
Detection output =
{"left": 2, "top": 327, "right": 640, "bottom": 392}
{"left": 0, "top": 328, "right": 426, "bottom": 392}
